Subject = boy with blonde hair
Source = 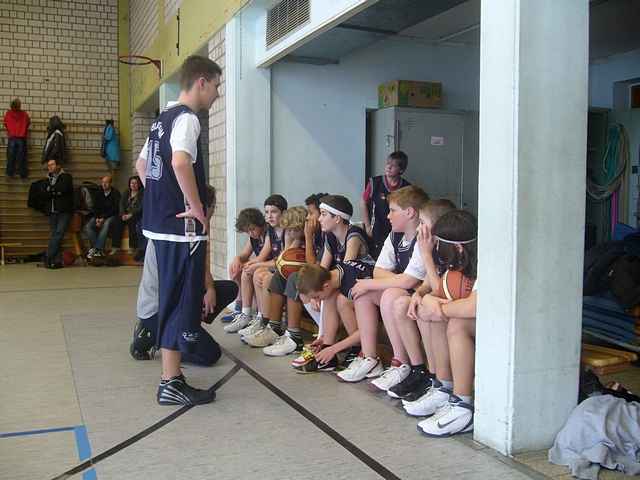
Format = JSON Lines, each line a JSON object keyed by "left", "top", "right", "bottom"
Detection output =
{"left": 338, "top": 185, "right": 430, "bottom": 383}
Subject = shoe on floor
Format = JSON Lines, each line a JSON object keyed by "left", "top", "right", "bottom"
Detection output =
{"left": 292, "top": 347, "right": 318, "bottom": 373}
{"left": 223, "top": 312, "right": 252, "bottom": 333}
{"left": 221, "top": 307, "right": 241, "bottom": 323}
{"left": 369, "top": 361, "right": 410, "bottom": 394}
{"left": 238, "top": 316, "right": 262, "bottom": 337}
{"left": 157, "top": 376, "right": 216, "bottom": 406}
{"left": 403, "top": 384, "right": 450, "bottom": 417}
{"left": 129, "top": 320, "right": 156, "bottom": 360}
{"left": 417, "top": 396, "right": 473, "bottom": 437}
{"left": 337, "top": 356, "right": 383, "bottom": 383}
{"left": 86, "top": 248, "right": 97, "bottom": 259}
{"left": 244, "top": 325, "right": 279, "bottom": 347}
{"left": 263, "top": 332, "right": 301, "bottom": 356}
{"left": 388, "top": 368, "right": 432, "bottom": 399}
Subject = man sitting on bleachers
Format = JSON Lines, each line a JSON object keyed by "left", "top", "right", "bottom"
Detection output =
{"left": 83, "top": 175, "right": 120, "bottom": 259}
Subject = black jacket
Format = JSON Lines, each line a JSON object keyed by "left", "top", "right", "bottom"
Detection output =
{"left": 45, "top": 171, "right": 74, "bottom": 214}
{"left": 93, "top": 189, "right": 121, "bottom": 218}
{"left": 42, "top": 129, "right": 66, "bottom": 164}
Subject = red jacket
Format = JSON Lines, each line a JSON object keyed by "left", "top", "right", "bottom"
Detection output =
{"left": 4, "top": 109, "right": 30, "bottom": 138}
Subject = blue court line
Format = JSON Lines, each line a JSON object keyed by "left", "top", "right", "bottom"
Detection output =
{"left": 74, "top": 426, "right": 97, "bottom": 480}
{"left": 1, "top": 425, "right": 97, "bottom": 479}
{"left": 0, "top": 426, "right": 76, "bottom": 438}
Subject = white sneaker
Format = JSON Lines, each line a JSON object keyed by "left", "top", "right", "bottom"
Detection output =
{"left": 417, "top": 396, "right": 474, "bottom": 437}
{"left": 244, "top": 325, "right": 279, "bottom": 347}
{"left": 370, "top": 364, "right": 411, "bottom": 395}
{"left": 86, "top": 248, "right": 96, "bottom": 259}
{"left": 223, "top": 313, "right": 252, "bottom": 333}
{"left": 403, "top": 386, "right": 450, "bottom": 417}
{"left": 238, "top": 316, "right": 262, "bottom": 337}
{"left": 337, "top": 356, "right": 384, "bottom": 383}
{"left": 263, "top": 332, "right": 299, "bottom": 356}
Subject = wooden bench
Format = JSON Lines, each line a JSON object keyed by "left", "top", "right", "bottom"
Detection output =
{"left": 0, "top": 242, "right": 22, "bottom": 265}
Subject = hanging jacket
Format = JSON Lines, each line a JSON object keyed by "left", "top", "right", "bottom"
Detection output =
{"left": 42, "top": 129, "right": 66, "bottom": 164}
{"left": 101, "top": 124, "right": 120, "bottom": 164}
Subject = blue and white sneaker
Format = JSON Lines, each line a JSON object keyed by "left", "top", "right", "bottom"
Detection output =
{"left": 417, "top": 395, "right": 473, "bottom": 437}
{"left": 221, "top": 307, "right": 241, "bottom": 323}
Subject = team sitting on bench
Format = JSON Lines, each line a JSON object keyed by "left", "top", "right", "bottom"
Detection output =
{"left": 130, "top": 150, "right": 479, "bottom": 438}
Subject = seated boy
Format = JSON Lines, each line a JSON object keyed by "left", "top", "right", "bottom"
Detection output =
{"left": 380, "top": 199, "right": 456, "bottom": 400}
{"left": 242, "top": 206, "right": 306, "bottom": 347}
{"left": 247, "top": 193, "right": 328, "bottom": 355}
{"left": 337, "top": 185, "right": 430, "bottom": 383}
{"left": 224, "top": 194, "right": 287, "bottom": 333}
{"left": 294, "top": 260, "right": 374, "bottom": 372}
{"left": 402, "top": 210, "right": 478, "bottom": 438}
{"left": 307, "top": 195, "right": 374, "bottom": 365}
{"left": 361, "top": 151, "right": 411, "bottom": 258}
{"left": 221, "top": 208, "right": 267, "bottom": 322}
{"left": 130, "top": 186, "right": 238, "bottom": 366}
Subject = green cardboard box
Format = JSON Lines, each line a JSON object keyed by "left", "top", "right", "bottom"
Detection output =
{"left": 378, "top": 80, "right": 442, "bottom": 108}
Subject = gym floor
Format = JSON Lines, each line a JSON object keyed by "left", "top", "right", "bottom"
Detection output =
{"left": 0, "top": 264, "right": 627, "bottom": 479}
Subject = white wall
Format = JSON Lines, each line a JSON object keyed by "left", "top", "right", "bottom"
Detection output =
{"left": 589, "top": 48, "right": 640, "bottom": 108}
{"left": 271, "top": 37, "right": 479, "bottom": 213}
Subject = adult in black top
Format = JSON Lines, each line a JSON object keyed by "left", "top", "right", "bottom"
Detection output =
{"left": 44, "top": 158, "right": 74, "bottom": 268}
{"left": 83, "top": 175, "right": 121, "bottom": 257}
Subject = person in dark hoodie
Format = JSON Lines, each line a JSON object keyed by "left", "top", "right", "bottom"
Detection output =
{"left": 42, "top": 115, "right": 66, "bottom": 165}
{"left": 44, "top": 158, "right": 74, "bottom": 269}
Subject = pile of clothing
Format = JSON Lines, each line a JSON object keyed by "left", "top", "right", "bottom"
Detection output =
{"left": 549, "top": 373, "right": 640, "bottom": 479}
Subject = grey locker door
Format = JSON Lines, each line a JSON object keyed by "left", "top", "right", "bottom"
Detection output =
{"left": 370, "top": 107, "right": 398, "bottom": 178}
{"left": 397, "top": 108, "right": 465, "bottom": 206}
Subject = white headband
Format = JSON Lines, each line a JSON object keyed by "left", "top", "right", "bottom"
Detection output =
{"left": 320, "top": 202, "right": 351, "bottom": 221}
{"left": 434, "top": 235, "right": 477, "bottom": 245}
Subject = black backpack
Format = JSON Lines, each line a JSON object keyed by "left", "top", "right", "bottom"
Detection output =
{"left": 583, "top": 241, "right": 627, "bottom": 295}
{"left": 608, "top": 255, "right": 640, "bottom": 308}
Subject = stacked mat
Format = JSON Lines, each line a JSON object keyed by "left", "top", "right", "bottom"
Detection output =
{"left": 581, "top": 343, "right": 638, "bottom": 375}
{"left": 583, "top": 295, "right": 640, "bottom": 351}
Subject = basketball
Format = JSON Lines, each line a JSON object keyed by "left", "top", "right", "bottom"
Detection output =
{"left": 276, "top": 247, "right": 306, "bottom": 279}
{"left": 439, "top": 270, "right": 475, "bottom": 300}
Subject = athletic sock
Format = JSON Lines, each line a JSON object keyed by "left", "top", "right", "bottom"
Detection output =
{"left": 440, "top": 379, "right": 454, "bottom": 390}
{"left": 261, "top": 315, "right": 269, "bottom": 328}
{"left": 234, "top": 301, "right": 242, "bottom": 311}
{"left": 287, "top": 327, "right": 303, "bottom": 347}
{"left": 160, "top": 374, "right": 184, "bottom": 385}
{"left": 242, "top": 307, "right": 251, "bottom": 315}
{"left": 458, "top": 394, "right": 473, "bottom": 405}
{"left": 410, "top": 363, "right": 427, "bottom": 374}
{"left": 268, "top": 319, "right": 283, "bottom": 335}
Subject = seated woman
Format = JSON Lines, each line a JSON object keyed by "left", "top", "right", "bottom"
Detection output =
{"left": 112, "top": 175, "right": 145, "bottom": 257}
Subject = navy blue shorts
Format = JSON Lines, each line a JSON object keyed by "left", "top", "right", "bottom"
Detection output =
{"left": 154, "top": 239, "right": 206, "bottom": 353}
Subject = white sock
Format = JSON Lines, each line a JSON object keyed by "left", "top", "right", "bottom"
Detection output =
{"left": 242, "top": 307, "right": 251, "bottom": 315}
{"left": 256, "top": 311, "right": 263, "bottom": 319}
{"left": 440, "top": 379, "right": 454, "bottom": 390}
{"left": 458, "top": 394, "right": 473, "bottom": 405}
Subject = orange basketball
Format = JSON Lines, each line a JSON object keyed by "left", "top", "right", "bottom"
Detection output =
{"left": 439, "top": 270, "right": 475, "bottom": 300}
{"left": 276, "top": 247, "right": 306, "bottom": 279}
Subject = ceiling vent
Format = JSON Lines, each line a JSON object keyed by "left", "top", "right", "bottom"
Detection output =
{"left": 266, "top": 0, "right": 310, "bottom": 48}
